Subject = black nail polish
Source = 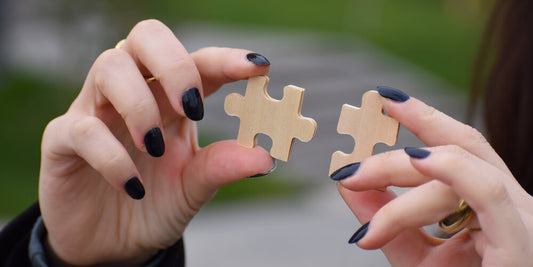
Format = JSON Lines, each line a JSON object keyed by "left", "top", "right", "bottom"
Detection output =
{"left": 377, "top": 86, "right": 410, "bottom": 102}
{"left": 349, "top": 222, "right": 370, "bottom": 244}
{"left": 144, "top": 127, "right": 165, "bottom": 157}
{"left": 182, "top": 87, "right": 204, "bottom": 121}
{"left": 125, "top": 177, "right": 145, "bottom": 200}
{"left": 246, "top": 53, "right": 271, "bottom": 65}
{"left": 248, "top": 159, "right": 277, "bottom": 178}
{"left": 330, "top": 162, "right": 360, "bottom": 181}
{"left": 404, "top": 147, "right": 431, "bottom": 159}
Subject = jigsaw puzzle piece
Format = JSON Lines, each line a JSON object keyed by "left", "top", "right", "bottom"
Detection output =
{"left": 329, "top": 90, "right": 399, "bottom": 175}
{"left": 224, "top": 76, "right": 317, "bottom": 162}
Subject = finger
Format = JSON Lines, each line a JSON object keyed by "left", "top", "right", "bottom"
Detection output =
{"left": 377, "top": 87, "right": 510, "bottom": 175}
{"left": 355, "top": 180, "right": 460, "bottom": 249}
{"left": 338, "top": 184, "right": 437, "bottom": 261}
{"left": 338, "top": 183, "right": 397, "bottom": 223}
{"left": 121, "top": 19, "right": 204, "bottom": 121}
{"left": 334, "top": 149, "right": 428, "bottom": 190}
{"left": 80, "top": 48, "right": 165, "bottom": 157}
{"left": 191, "top": 47, "right": 271, "bottom": 96}
{"left": 182, "top": 140, "right": 275, "bottom": 209}
{"left": 59, "top": 116, "right": 144, "bottom": 200}
{"left": 406, "top": 147, "right": 527, "bottom": 251}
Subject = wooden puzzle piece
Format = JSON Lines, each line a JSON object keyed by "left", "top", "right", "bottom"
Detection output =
{"left": 329, "top": 90, "right": 399, "bottom": 175}
{"left": 224, "top": 76, "right": 317, "bottom": 161}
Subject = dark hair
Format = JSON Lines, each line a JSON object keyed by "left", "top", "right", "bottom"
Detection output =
{"left": 470, "top": 1, "right": 533, "bottom": 193}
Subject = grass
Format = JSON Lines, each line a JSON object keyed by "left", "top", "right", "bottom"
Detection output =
{"left": 0, "top": 71, "right": 77, "bottom": 215}
{"left": 134, "top": 0, "right": 490, "bottom": 90}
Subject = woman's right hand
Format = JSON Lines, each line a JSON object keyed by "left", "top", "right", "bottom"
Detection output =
{"left": 334, "top": 87, "right": 533, "bottom": 266}
{"left": 39, "top": 19, "right": 275, "bottom": 266}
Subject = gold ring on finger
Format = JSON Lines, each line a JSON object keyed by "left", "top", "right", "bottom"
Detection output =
{"left": 438, "top": 199, "right": 474, "bottom": 234}
{"left": 115, "top": 39, "right": 156, "bottom": 84}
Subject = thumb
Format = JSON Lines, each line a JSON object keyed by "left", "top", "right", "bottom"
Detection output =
{"left": 182, "top": 140, "right": 274, "bottom": 208}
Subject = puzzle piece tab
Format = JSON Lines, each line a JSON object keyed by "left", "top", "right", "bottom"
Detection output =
{"left": 329, "top": 90, "right": 399, "bottom": 175}
{"left": 224, "top": 76, "right": 317, "bottom": 161}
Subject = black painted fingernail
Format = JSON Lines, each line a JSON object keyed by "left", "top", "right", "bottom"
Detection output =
{"left": 246, "top": 53, "right": 271, "bottom": 65}
{"left": 330, "top": 162, "right": 360, "bottom": 181}
{"left": 144, "top": 127, "right": 165, "bottom": 157}
{"left": 377, "top": 86, "right": 410, "bottom": 102}
{"left": 248, "top": 159, "right": 277, "bottom": 178}
{"left": 349, "top": 221, "right": 370, "bottom": 244}
{"left": 182, "top": 87, "right": 204, "bottom": 121}
{"left": 404, "top": 147, "right": 431, "bottom": 159}
{"left": 125, "top": 177, "right": 145, "bottom": 200}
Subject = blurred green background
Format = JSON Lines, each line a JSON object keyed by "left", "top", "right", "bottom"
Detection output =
{"left": 0, "top": 0, "right": 491, "bottom": 216}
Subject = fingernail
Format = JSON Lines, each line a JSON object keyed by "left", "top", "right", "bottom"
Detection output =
{"left": 144, "top": 127, "right": 165, "bottom": 157}
{"left": 182, "top": 87, "right": 204, "bottom": 121}
{"left": 246, "top": 53, "right": 271, "bottom": 65}
{"left": 349, "top": 221, "right": 370, "bottom": 244}
{"left": 248, "top": 159, "right": 277, "bottom": 178}
{"left": 125, "top": 177, "right": 145, "bottom": 200}
{"left": 330, "top": 162, "right": 360, "bottom": 181}
{"left": 404, "top": 147, "right": 431, "bottom": 159}
{"left": 377, "top": 86, "right": 410, "bottom": 102}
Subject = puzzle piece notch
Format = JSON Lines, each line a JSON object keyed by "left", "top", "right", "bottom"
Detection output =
{"left": 225, "top": 76, "right": 317, "bottom": 161}
{"left": 329, "top": 90, "right": 399, "bottom": 175}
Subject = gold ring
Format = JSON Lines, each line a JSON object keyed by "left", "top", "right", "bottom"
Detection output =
{"left": 115, "top": 39, "right": 156, "bottom": 84}
{"left": 115, "top": 39, "right": 127, "bottom": 49}
{"left": 438, "top": 199, "right": 473, "bottom": 234}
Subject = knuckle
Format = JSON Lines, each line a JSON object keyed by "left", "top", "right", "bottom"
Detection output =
{"left": 93, "top": 49, "right": 132, "bottom": 85}
{"left": 481, "top": 177, "right": 509, "bottom": 204}
{"left": 100, "top": 153, "right": 127, "bottom": 176}
{"left": 419, "top": 105, "right": 440, "bottom": 125}
{"left": 70, "top": 116, "right": 103, "bottom": 140}
{"left": 43, "top": 115, "right": 65, "bottom": 134}
{"left": 94, "top": 49, "right": 131, "bottom": 73}
{"left": 464, "top": 125, "right": 490, "bottom": 147}
{"left": 121, "top": 97, "right": 155, "bottom": 121}
{"left": 130, "top": 19, "right": 168, "bottom": 39}
{"left": 158, "top": 58, "right": 199, "bottom": 81}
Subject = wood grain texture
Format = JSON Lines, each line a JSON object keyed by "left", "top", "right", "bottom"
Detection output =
{"left": 225, "top": 76, "right": 317, "bottom": 161}
{"left": 329, "top": 90, "right": 399, "bottom": 175}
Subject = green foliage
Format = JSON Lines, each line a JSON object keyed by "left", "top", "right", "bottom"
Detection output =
{"left": 0, "top": 71, "right": 77, "bottom": 215}
{"left": 138, "top": 0, "right": 489, "bottom": 90}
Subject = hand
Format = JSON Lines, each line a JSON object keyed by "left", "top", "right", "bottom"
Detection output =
{"left": 334, "top": 87, "right": 533, "bottom": 266}
{"left": 39, "top": 19, "right": 275, "bottom": 266}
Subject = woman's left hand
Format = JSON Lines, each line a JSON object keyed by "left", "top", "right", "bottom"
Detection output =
{"left": 334, "top": 88, "right": 533, "bottom": 266}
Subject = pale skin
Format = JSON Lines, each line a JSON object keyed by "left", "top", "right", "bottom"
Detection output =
{"left": 338, "top": 96, "right": 533, "bottom": 266}
{"left": 39, "top": 19, "right": 274, "bottom": 266}
{"left": 37, "top": 19, "right": 532, "bottom": 267}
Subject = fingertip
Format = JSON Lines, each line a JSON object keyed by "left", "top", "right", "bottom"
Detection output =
{"left": 182, "top": 87, "right": 205, "bottom": 121}
{"left": 404, "top": 147, "right": 431, "bottom": 159}
{"left": 124, "top": 176, "right": 145, "bottom": 200}
{"left": 377, "top": 86, "right": 410, "bottom": 102}
{"left": 348, "top": 221, "right": 370, "bottom": 245}
{"left": 246, "top": 52, "right": 271, "bottom": 66}
{"left": 248, "top": 158, "right": 277, "bottom": 178}
{"left": 144, "top": 127, "right": 165, "bottom": 157}
{"left": 330, "top": 162, "right": 360, "bottom": 181}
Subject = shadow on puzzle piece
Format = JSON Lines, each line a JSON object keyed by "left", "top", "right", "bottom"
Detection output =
{"left": 329, "top": 90, "right": 400, "bottom": 175}
{"left": 224, "top": 76, "right": 317, "bottom": 161}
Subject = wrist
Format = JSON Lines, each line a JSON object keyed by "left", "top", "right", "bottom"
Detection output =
{"left": 34, "top": 217, "right": 158, "bottom": 267}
